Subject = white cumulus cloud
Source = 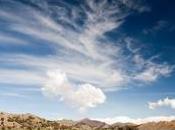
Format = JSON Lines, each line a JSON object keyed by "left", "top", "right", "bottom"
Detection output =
{"left": 42, "top": 70, "right": 105, "bottom": 111}
{"left": 148, "top": 97, "right": 175, "bottom": 110}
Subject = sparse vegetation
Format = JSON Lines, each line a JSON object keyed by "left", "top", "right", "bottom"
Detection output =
{"left": 0, "top": 112, "right": 175, "bottom": 130}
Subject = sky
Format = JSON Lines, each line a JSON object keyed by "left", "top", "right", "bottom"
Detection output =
{"left": 0, "top": 0, "right": 175, "bottom": 124}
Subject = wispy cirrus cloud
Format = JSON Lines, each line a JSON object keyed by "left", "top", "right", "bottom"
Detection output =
{"left": 143, "top": 20, "right": 175, "bottom": 34}
{"left": 0, "top": 0, "right": 173, "bottom": 110}
{"left": 0, "top": 92, "right": 26, "bottom": 98}
{"left": 0, "top": 34, "right": 28, "bottom": 45}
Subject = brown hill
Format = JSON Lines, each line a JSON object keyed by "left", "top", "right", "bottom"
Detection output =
{"left": 0, "top": 112, "right": 49, "bottom": 129}
{"left": 111, "top": 122, "right": 138, "bottom": 130}
{"left": 76, "top": 118, "right": 107, "bottom": 128}
{"left": 1, "top": 112, "right": 175, "bottom": 130}
{"left": 138, "top": 120, "right": 175, "bottom": 130}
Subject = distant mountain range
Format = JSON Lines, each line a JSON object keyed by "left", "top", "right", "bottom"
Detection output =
{"left": 0, "top": 112, "right": 175, "bottom": 130}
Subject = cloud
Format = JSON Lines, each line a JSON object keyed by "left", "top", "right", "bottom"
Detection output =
{"left": 0, "top": 0, "right": 173, "bottom": 110}
{"left": 148, "top": 97, "right": 175, "bottom": 110}
{"left": 94, "top": 115, "right": 175, "bottom": 124}
{"left": 72, "top": 84, "right": 106, "bottom": 112}
{"left": 0, "top": 34, "right": 28, "bottom": 45}
{"left": 134, "top": 63, "right": 173, "bottom": 82}
{"left": 143, "top": 20, "right": 175, "bottom": 34}
{"left": 0, "top": 92, "right": 26, "bottom": 98}
{"left": 42, "top": 70, "right": 106, "bottom": 111}
{"left": 0, "top": 68, "right": 43, "bottom": 85}
{"left": 119, "top": 0, "right": 151, "bottom": 13}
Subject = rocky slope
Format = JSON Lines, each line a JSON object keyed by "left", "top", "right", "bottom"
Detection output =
{"left": 0, "top": 112, "right": 175, "bottom": 130}
{"left": 137, "top": 121, "right": 175, "bottom": 130}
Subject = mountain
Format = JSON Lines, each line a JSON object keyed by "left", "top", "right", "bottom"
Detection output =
{"left": 1, "top": 112, "right": 175, "bottom": 130}
{"left": 57, "top": 119, "right": 76, "bottom": 126}
{"left": 0, "top": 112, "right": 49, "bottom": 129}
{"left": 111, "top": 122, "right": 138, "bottom": 130}
{"left": 75, "top": 118, "right": 107, "bottom": 129}
{"left": 137, "top": 121, "right": 175, "bottom": 130}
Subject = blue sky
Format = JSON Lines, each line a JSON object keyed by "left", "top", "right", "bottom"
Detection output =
{"left": 0, "top": 0, "right": 175, "bottom": 123}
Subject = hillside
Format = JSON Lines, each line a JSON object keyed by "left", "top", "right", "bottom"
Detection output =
{"left": 0, "top": 112, "right": 175, "bottom": 130}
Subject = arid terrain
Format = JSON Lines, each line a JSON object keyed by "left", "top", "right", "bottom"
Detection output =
{"left": 0, "top": 112, "right": 175, "bottom": 130}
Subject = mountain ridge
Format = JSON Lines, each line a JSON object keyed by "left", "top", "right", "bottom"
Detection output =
{"left": 0, "top": 112, "right": 175, "bottom": 130}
